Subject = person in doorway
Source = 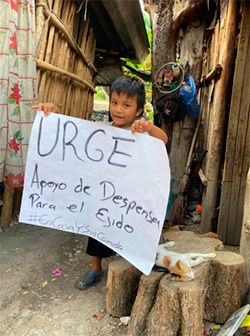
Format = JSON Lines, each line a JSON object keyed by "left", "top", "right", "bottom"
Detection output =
{"left": 32, "top": 76, "right": 168, "bottom": 290}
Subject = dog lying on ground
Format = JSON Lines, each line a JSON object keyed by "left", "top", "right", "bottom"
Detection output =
{"left": 155, "top": 241, "right": 216, "bottom": 281}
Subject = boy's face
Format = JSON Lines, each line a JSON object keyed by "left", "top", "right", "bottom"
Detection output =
{"left": 109, "top": 92, "right": 143, "bottom": 128}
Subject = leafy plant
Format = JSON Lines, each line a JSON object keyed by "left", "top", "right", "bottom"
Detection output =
{"left": 94, "top": 86, "right": 109, "bottom": 102}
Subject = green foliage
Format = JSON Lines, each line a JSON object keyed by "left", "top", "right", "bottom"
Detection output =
{"left": 94, "top": 87, "right": 109, "bottom": 102}
{"left": 143, "top": 10, "right": 152, "bottom": 47}
{"left": 122, "top": 9, "right": 152, "bottom": 72}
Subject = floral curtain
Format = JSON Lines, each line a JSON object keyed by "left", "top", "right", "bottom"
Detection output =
{"left": 0, "top": 0, "right": 37, "bottom": 188}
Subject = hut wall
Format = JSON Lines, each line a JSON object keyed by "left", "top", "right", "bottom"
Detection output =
{"left": 217, "top": 2, "right": 250, "bottom": 244}
{"left": 35, "top": 0, "right": 96, "bottom": 120}
{"left": 0, "top": 0, "right": 97, "bottom": 228}
{"left": 146, "top": 0, "right": 249, "bottom": 244}
{"left": 194, "top": 1, "right": 250, "bottom": 245}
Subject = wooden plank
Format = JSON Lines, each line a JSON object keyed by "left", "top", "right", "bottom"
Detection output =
{"left": 218, "top": 2, "right": 250, "bottom": 244}
{"left": 217, "top": 180, "right": 231, "bottom": 242}
{"left": 234, "top": 112, "right": 250, "bottom": 244}
{"left": 201, "top": 0, "right": 238, "bottom": 233}
{"left": 221, "top": 2, "right": 250, "bottom": 184}
{"left": 232, "top": 21, "right": 250, "bottom": 244}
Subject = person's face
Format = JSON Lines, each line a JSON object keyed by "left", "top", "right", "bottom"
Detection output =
{"left": 109, "top": 91, "right": 143, "bottom": 128}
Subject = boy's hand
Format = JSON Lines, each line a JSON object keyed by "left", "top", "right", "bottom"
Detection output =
{"left": 131, "top": 118, "right": 153, "bottom": 134}
{"left": 30, "top": 102, "right": 58, "bottom": 116}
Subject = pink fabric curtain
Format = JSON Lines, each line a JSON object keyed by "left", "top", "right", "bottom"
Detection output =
{"left": 0, "top": 0, "right": 37, "bottom": 188}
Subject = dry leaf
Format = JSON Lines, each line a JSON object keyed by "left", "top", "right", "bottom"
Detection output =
{"left": 41, "top": 280, "right": 48, "bottom": 288}
{"left": 93, "top": 312, "right": 105, "bottom": 320}
{"left": 21, "top": 291, "right": 29, "bottom": 295}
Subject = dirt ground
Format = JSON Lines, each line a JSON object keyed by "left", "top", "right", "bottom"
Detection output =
{"left": 0, "top": 219, "right": 241, "bottom": 336}
{"left": 0, "top": 221, "right": 127, "bottom": 336}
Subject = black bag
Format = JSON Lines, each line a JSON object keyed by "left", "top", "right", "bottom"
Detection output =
{"left": 155, "top": 92, "right": 186, "bottom": 122}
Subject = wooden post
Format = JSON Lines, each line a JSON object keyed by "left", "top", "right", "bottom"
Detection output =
{"left": 0, "top": 185, "right": 14, "bottom": 229}
{"left": 12, "top": 188, "right": 22, "bottom": 219}
{"left": 240, "top": 168, "right": 250, "bottom": 303}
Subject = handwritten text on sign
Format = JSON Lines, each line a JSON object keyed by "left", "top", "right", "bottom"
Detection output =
{"left": 20, "top": 112, "right": 170, "bottom": 274}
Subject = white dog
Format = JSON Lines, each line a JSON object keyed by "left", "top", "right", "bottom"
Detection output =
{"left": 155, "top": 241, "right": 216, "bottom": 281}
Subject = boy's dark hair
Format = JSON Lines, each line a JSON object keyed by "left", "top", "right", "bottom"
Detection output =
{"left": 110, "top": 76, "right": 145, "bottom": 111}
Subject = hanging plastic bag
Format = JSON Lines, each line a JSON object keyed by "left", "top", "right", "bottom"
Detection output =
{"left": 180, "top": 75, "right": 200, "bottom": 118}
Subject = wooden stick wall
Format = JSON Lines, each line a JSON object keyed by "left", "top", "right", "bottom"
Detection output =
{"left": 35, "top": 0, "right": 96, "bottom": 119}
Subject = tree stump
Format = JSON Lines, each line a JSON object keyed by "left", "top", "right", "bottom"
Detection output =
{"left": 202, "top": 251, "right": 246, "bottom": 323}
{"left": 106, "top": 258, "right": 141, "bottom": 317}
{"left": 106, "top": 231, "right": 246, "bottom": 335}
{"left": 128, "top": 271, "right": 165, "bottom": 336}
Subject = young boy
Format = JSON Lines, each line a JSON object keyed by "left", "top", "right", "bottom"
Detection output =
{"left": 32, "top": 76, "right": 168, "bottom": 290}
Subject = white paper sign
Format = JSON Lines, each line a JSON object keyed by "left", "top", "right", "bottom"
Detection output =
{"left": 20, "top": 112, "right": 170, "bottom": 275}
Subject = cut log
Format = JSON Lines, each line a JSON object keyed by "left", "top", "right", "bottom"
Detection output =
{"left": 128, "top": 271, "right": 165, "bottom": 336}
{"left": 146, "top": 276, "right": 181, "bottom": 336}
{"left": 178, "top": 281, "right": 203, "bottom": 336}
{"left": 162, "top": 230, "right": 224, "bottom": 253}
{"left": 202, "top": 251, "right": 246, "bottom": 323}
{"left": 106, "top": 258, "right": 141, "bottom": 317}
{"left": 147, "top": 277, "right": 204, "bottom": 336}
{"left": 107, "top": 231, "right": 246, "bottom": 335}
